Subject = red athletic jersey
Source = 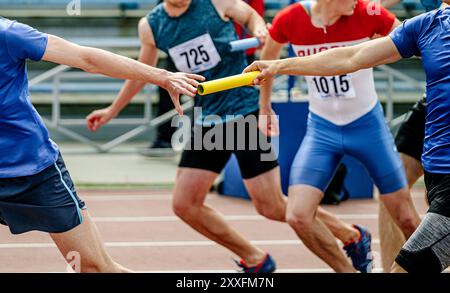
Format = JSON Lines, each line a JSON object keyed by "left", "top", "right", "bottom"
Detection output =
{"left": 269, "top": 0, "right": 395, "bottom": 49}
{"left": 269, "top": 0, "right": 396, "bottom": 125}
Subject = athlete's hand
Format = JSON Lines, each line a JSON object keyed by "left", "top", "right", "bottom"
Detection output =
{"left": 258, "top": 106, "right": 279, "bottom": 137}
{"left": 86, "top": 106, "right": 116, "bottom": 132}
{"left": 163, "top": 72, "right": 205, "bottom": 116}
{"left": 253, "top": 23, "right": 270, "bottom": 47}
{"left": 244, "top": 60, "right": 279, "bottom": 85}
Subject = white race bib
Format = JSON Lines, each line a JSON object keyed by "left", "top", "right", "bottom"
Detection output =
{"left": 305, "top": 74, "right": 356, "bottom": 100}
{"left": 168, "top": 34, "right": 221, "bottom": 73}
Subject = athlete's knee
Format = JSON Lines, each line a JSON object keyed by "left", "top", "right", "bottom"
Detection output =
{"left": 382, "top": 191, "right": 419, "bottom": 236}
{"left": 388, "top": 206, "right": 418, "bottom": 237}
{"left": 254, "top": 198, "right": 286, "bottom": 221}
{"left": 397, "top": 216, "right": 418, "bottom": 237}
{"left": 172, "top": 199, "right": 198, "bottom": 220}
{"left": 286, "top": 209, "right": 314, "bottom": 231}
{"left": 172, "top": 196, "right": 199, "bottom": 219}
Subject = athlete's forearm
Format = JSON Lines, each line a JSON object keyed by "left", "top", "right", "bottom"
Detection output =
{"left": 273, "top": 47, "right": 361, "bottom": 77}
{"left": 224, "top": 0, "right": 266, "bottom": 38}
{"left": 44, "top": 35, "right": 170, "bottom": 87}
{"left": 79, "top": 46, "right": 169, "bottom": 87}
{"left": 259, "top": 43, "right": 281, "bottom": 108}
{"left": 246, "top": 10, "right": 267, "bottom": 38}
{"left": 272, "top": 38, "right": 401, "bottom": 77}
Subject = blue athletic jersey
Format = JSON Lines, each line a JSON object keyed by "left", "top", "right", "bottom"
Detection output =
{"left": 389, "top": 8, "right": 450, "bottom": 173}
{"left": 147, "top": 0, "right": 259, "bottom": 125}
{"left": 0, "top": 18, "right": 59, "bottom": 178}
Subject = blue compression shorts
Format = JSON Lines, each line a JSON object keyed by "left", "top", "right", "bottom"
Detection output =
{"left": 290, "top": 103, "right": 407, "bottom": 194}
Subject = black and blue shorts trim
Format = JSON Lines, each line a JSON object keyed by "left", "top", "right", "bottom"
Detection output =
{"left": 0, "top": 153, "right": 86, "bottom": 235}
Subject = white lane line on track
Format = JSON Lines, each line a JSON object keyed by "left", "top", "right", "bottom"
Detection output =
{"left": 0, "top": 239, "right": 381, "bottom": 249}
{"left": 91, "top": 214, "right": 427, "bottom": 222}
{"left": 82, "top": 195, "right": 172, "bottom": 201}
{"left": 80, "top": 191, "right": 426, "bottom": 201}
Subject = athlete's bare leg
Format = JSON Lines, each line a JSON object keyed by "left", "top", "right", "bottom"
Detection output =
{"left": 379, "top": 153, "right": 423, "bottom": 272}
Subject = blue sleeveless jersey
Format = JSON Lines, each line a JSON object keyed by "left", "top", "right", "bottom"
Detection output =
{"left": 148, "top": 0, "right": 259, "bottom": 125}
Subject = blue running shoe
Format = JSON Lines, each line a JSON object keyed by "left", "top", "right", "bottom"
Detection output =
{"left": 235, "top": 253, "right": 276, "bottom": 273}
{"left": 343, "top": 225, "right": 373, "bottom": 273}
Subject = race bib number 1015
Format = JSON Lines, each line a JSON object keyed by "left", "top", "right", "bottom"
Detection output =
{"left": 306, "top": 74, "right": 356, "bottom": 100}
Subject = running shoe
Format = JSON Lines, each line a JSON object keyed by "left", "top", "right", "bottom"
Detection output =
{"left": 235, "top": 253, "right": 276, "bottom": 273}
{"left": 343, "top": 225, "right": 373, "bottom": 273}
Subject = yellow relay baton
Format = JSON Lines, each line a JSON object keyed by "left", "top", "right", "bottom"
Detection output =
{"left": 197, "top": 71, "right": 261, "bottom": 96}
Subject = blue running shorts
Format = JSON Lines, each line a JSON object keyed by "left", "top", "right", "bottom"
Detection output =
{"left": 0, "top": 153, "right": 86, "bottom": 234}
{"left": 290, "top": 103, "right": 407, "bottom": 194}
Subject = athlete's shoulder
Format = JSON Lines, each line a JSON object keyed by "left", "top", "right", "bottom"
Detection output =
{"left": 1, "top": 19, "right": 40, "bottom": 43}
{"left": 351, "top": 0, "right": 396, "bottom": 36}
{"left": 0, "top": 17, "right": 14, "bottom": 32}
{"left": 411, "top": 7, "right": 442, "bottom": 25}
{"left": 401, "top": 9, "right": 439, "bottom": 36}
{"left": 272, "top": 2, "right": 309, "bottom": 30}
{"left": 147, "top": 2, "right": 165, "bottom": 20}
{"left": 353, "top": 0, "right": 387, "bottom": 18}
{"left": 276, "top": 2, "right": 307, "bottom": 19}
{"left": 147, "top": 2, "right": 166, "bottom": 32}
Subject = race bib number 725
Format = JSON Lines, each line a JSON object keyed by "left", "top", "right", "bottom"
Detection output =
{"left": 168, "top": 34, "right": 222, "bottom": 73}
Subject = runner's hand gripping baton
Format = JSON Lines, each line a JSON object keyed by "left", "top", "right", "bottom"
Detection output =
{"left": 229, "top": 37, "right": 261, "bottom": 52}
{"left": 197, "top": 71, "right": 260, "bottom": 96}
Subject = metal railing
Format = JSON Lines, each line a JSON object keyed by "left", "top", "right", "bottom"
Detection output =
{"left": 376, "top": 64, "right": 425, "bottom": 122}
{"left": 29, "top": 38, "right": 426, "bottom": 153}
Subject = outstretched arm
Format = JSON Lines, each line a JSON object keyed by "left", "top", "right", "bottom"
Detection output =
{"left": 42, "top": 33, "right": 202, "bottom": 97}
{"left": 48, "top": 18, "right": 204, "bottom": 131}
{"left": 244, "top": 36, "right": 402, "bottom": 83}
{"left": 217, "top": 0, "right": 268, "bottom": 44}
{"left": 42, "top": 18, "right": 204, "bottom": 129}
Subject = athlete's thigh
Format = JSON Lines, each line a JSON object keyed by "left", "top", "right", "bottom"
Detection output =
{"left": 347, "top": 112, "right": 406, "bottom": 194}
{"left": 172, "top": 167, "right": 219, "bottom": 208}
{"left": 400, "top": 153, "right": 424, "bottom": 188}
{"left": 50, "top": 209, "right": 111, "bottom": 271}
{"left": 289, "top": 126, "right": 343, "bottom": 192}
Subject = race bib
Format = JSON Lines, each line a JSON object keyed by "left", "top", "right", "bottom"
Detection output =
{"left": 168, "top": 34, "right": 221, "bottom": 73}
{"left": 305, "top": 74, "right": 356, "bottom": 100}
